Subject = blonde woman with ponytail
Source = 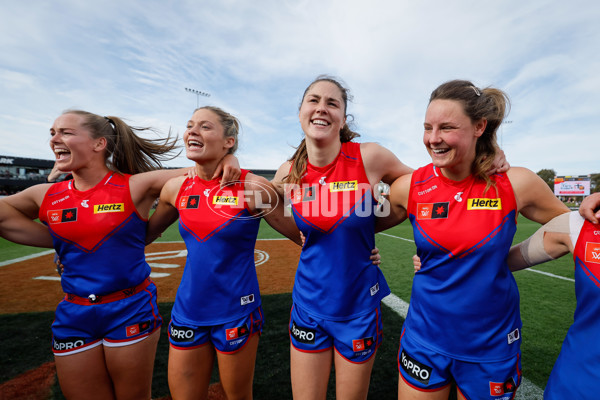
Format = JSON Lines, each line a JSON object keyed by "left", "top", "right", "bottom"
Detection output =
{"left": 0, "top": 109, "right": 239, "bottom": 400}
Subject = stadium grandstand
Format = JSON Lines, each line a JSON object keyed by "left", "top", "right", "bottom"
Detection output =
{"left": 0, "top": 155, "right": 276, "bottom": 196}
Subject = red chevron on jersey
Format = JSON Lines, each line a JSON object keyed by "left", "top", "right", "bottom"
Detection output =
{"left": 176, "top": 173, "right": 250, "bottom": 242}
{"left": 289, "top": 143, "right": 372, "bottom": 234}
{"left": 39, "top": 173, "right": 138, "bottom": 252}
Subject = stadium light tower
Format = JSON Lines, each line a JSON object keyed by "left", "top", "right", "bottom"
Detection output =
{"left": 185, "top": 87, "right": 211, "bottom": 108}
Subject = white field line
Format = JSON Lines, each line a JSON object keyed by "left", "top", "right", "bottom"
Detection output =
{"left": 0, "top": 250, "right": 55, "bottom": 267}
{"left": 379, "top": 233, "right": 545, "bottom": 398}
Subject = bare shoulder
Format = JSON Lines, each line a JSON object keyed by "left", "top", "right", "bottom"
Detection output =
{"left": 245, "top": 173, "right": 271, "bottom": 190}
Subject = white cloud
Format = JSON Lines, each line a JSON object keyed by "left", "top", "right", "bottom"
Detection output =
{"left": 0, "top": 0, "right": 598, "bottom": 177}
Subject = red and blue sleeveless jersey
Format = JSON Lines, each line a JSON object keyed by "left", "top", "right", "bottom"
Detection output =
{"left": 172, "top": 169, "right": 261, "bottom": 325}
{"left": 288, "top": 142, "right": 390, "bottom": 320}
{"left": 39, "top": 172, "right": 149, "bottom": 297}
{"left": 405, "top": 164, "right": 520, "bottom": 361}
{"left": 545, "top": 217, "right": 600, "bottom": 399}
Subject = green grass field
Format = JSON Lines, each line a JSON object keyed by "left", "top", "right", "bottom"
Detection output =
{"left": 0, "top": 216, "right": 576, "bottom": 399}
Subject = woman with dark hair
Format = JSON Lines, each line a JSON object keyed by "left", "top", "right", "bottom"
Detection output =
{"left": 272, "top": 75, "right": 413, "bottom": 399}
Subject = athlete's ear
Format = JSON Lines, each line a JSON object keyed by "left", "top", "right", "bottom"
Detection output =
{"left": 224, "top": 136, "right": 235, "bottom": 151}
{"left": 93, "top": 137, "right": 108, "bottom": 152}
{"left": 474, "top": 118, "right": 487, "bottom": 138}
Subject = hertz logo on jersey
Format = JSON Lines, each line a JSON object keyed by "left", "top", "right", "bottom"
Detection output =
{"left": 213, "top": 196, "right": 238, "bottom": 206}
{"left": 467, "top": 198, "right": 502, "bottom": 210}
{"left": 329, "top": 180, "right": 357, "bottom": 192}
{"left": 94, "top": 203, "right": 125, "bottom": 213}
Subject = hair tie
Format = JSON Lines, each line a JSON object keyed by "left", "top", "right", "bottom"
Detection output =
{"left": 470, "top": 86, "right": 481, "bottom": 96}
{"left": 104, "top": 116, "right": 116, "bottom": 130}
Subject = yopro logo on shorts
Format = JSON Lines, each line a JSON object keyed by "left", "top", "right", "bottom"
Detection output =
{"left": 400, "top": 349, "right": 432, "bottom": 385}
{"left": 170, "top": 323, "right": 195, "bottom": 342}
{"left": 53, "top": 337, "right": 86, "bottom": 352}
{"left": 291, "top": 321, "right": 316, "bottom": 344}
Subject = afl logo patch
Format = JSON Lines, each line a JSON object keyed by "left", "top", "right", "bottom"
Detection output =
{"left": 416, "top": 202, "right": 448, "bottom": 220}
{"left": 48, "top": 208, "right": 77, "bottom": 224}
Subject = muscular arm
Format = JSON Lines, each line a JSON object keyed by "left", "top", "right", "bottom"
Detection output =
{"left": 508, "top": 167, "right": 569, "bottom": 224}
{"left": 0, "top": 199, "right": 54, "bottom": 247}
{"left": 506, "top": 212, "right": 575, "bottom": 272}
{"left": 145, "top": 177, "right": 183, "bottom": 244}
{"left": 375, "top": 173, "right": 410, "bottom": 232}
{"left": 360, "top": 142, "right": 413, "bottom": 186}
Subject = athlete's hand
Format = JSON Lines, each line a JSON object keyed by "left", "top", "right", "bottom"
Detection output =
{"left": 580, "top": 192, "right": 600, "bottom": 224}
{"left": 487, "top": 149, "right": 510, "bottom": 175}
{"left": 412, "top": 254, "right": 422, "bottom": 273}
{"left": 47, "top": 162, "right": 70, "bottom": 182}
{"left": 54, "top": 254, "right": 64, "bottom": 276}
{"left": 215, "top": 154, "right": 241, "bottom": 188}
{"left": 370, "top": 247, "right": 381, "bottom": 265}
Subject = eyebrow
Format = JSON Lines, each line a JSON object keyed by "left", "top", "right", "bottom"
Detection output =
{"left": 307, "top": 94, "right": 341, "bottom": 104}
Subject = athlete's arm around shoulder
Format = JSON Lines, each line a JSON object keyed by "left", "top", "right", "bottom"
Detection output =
{"left": 580, "top": 192, "right": 600, "bottom": 224}
{"left": 129, "top": 167, "right": 190, "bottom": 218}
{"left": 507, "top": 166, "right": 569, "bottom": 224}
{"left": 376, "top": 173, "right": 411, "bottom": 232}
{"left": 245, "top": 173, "right": 301, "bottom": 245}
{"left": 0, "top": 184, "right": 54, "bottom": 247}
{"left": 360, "top": 142, "right": 413, "bottom": 186}
{"left": 145, "top": 175, "right": 184, "bottom": 245}
{"left": 272, "top": 161, "right": 293, "bottom": 197}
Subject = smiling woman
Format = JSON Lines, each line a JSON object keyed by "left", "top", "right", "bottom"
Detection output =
{"left": 0, "top": 109, "right": 201, "bottom": 400}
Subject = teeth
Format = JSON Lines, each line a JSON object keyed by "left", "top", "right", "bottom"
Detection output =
{"left": 188, "top": 140, "right": 203, "bottom": 147}
{"left": 312, "top": 120, "right": 328, "bottom": 126}
{"left": 432, "top": 149, "right": 449, "bottom": 154}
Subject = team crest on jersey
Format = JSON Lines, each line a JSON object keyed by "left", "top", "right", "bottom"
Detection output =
{"left": 47, "top": 208, "right": 77, "bottom": 224}
{"left": 329, "top": 180, "right": 357, "bottom": 192}
{"left": 585, "top": 242, "right": 600, "bottom": 264}
{"left": 179, "top": 195, "right": 199, "bottom": 209}
{"left": 213, "top": 195, "right": 238, "bottom": 206}
{"left": 416, "top": 202, "right": 449, "bottom": 220}
{"left": 93, "top": 203, "right": 124, "bottom": 213}
{"left": 467, "top": 198, "right": 502, "bottom": 210}
{"left": 291, "top": 185, "right": 317, "bottom": 203}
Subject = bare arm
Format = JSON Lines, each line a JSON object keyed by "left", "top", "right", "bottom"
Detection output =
{"left": 375, "top": 172, "right": 410, "bottom": 232}
{"left": 360, "top": 142, "right": 413, "bottom": 185}
{"left": 506, "top": 212, "right": 574, "bottom": 272}
{"left": 212, "top": 153, "right": 241, "bottom": 186}
{"left": 0, "top": 199, "right": 54, "bottom": 247}
{"left": 508, "top": 167, "right": 569, "bottom": 224}
{"left": 246, "top": 174, "right": 301, "bottom": 246}
{"left": 145, "top": 176, "right": 183, "bottom": 244}
{"left": 580, "top": 192, "right": 600, "bottom": 224}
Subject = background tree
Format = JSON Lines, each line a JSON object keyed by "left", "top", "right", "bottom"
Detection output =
{"left": 536, "top": 168, "right": 556, "bottom": 191}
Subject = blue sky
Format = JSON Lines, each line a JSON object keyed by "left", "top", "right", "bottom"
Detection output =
{"left": 1, "top": 0, "right": 598, "bottom": 176}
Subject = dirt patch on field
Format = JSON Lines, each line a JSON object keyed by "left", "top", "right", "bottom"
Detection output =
{"left": 0, "top": 240, "right": 301, "bottom": 399}
{"left": 0, "top": 240, "right": 300, "bottom": 315}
